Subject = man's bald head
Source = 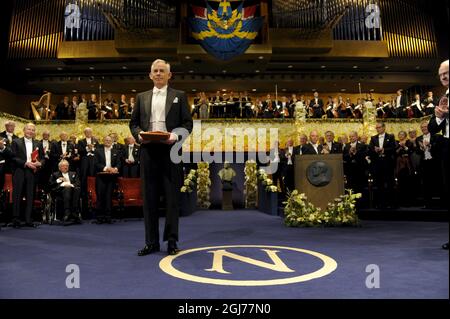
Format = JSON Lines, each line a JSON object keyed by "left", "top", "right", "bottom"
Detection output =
{"left": 439, "top": 60, "right": 449, "bottom": 88}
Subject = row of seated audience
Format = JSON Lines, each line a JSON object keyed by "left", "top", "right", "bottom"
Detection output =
{"left": 0, "top": 118, "right": 446, "bottom": 228}
{"left": 31, "top": 89, "right": 439, "bottom": 121}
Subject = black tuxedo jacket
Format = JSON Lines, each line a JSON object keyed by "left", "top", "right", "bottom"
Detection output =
{"left": 369, "top": 133, "right": 396, "bottom": 162}
{"left": 324, "top": 141, "right": 343, "bottom": 154}
{"left": 10, "top": 137, "right": 45, "bottom": 172}
{"left": 309, "top": 99, "right": 324, "bottom": 109}
{"left": 94, "top": 145, "right": 123, "bottom": 173}
{"left": 124, "top": 144, "right": 140, "bottom": 164}
{"left": 343, "top": 142, "right": 368, "bottom": 166}
{"left": 0, "top": 131, "right": 19, "bottom": 146}
{"left": 415, "top": 134, "right": 442, "bottom": 160}
{"left": 49, "top": 170, "right": 81, "bottom": 191}
{"left": 51, "top": 141, "right": 74, "bottom": 163}
{"left": 428, "top": 115, "right": 448, "bottom": 137}
{"left": 301, "top": 143, "right": 324, "bottom": 155}
{"left": 129, "top": 87, "right": 193, "bottom": 142}
{"left": 78, "top": 138, "right": 99, "bottom": 157}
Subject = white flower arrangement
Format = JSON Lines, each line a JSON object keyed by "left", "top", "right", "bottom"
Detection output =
{"left": 197, "top": 162, "right": 211, "bottom": 209}
{"left": 180, "top": 169, "right": 197, "bottom": 193}
{"left": 244, "top": 160, "right": 258, "bottom": 208}
{"left": 284, "top": 189, "right": 361, "bottom": 227}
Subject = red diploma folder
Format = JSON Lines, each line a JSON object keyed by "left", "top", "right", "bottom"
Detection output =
{"left": 31, "top": 148, "right": 39, "bottom": 162}
{"left": 139, "top": 131, "right": 170, "bottom": 142}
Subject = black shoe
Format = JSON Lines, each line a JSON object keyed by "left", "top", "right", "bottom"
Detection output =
{"left": 138, "top": 244, "right": 160, "bottom": 256}
{"left": 442, "top": 243, "right": 449, "bottom": 250}
{"left": 23, "top": 222, "right": 38, "bottom": 228}
{"left": 11, "top": 219, "right": 21, "bottom": 228}
{"left": 63, "top": 215, "right": 70, "bottom": 226}
{"left": 104, "top": 217, "right": 113, "bottom": 224}
{"left": 167, "top": 241, "right": 180, "bottom": 256}
{"left": 94, "top": 218, "right": 104, "bottom": 224}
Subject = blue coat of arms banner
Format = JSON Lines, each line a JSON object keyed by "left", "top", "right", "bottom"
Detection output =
{"left": 189, "top": 0, "right": 264, "bottom": 61}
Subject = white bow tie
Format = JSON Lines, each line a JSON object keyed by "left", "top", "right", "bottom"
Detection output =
{"left": 153, "top": 88, "right": 165, "bottom": 94}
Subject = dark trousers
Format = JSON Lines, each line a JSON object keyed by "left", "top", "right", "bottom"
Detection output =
{"left": 284, "top": 164, "right": 295, "bottom": 193}
{"left": 95, "top": 175, "right": 116, "bottom": 219}
{"left": 56, "top": 187, "right": 80, "bottom": 217}
{"left": 373, "top": 160, "right": 395, "bottom": 208}
{"left": 441, "top": 138, "right": 449, "bottom": 208}
{"left": 421, "top": 159, "right": 437, "bottom": 207}
{"left": 140, "top": 144, "right": 182, "bottom": 245}
{"left": 122, "top": 163, "right": 140, "bottom": 178}
{"left": 12, "top": 168, "right": 37, "bottom": 223}
{"left": 80, "top": 156, "right": 95, "bottom": 214}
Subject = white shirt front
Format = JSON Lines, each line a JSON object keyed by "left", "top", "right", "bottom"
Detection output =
{"left": 6, "top": 132, "right": 13, "bottom": 143}
{"left": 378, "top": 133, "right": 385, "bottom": 148}
{"left": 414, "top": 100, "right": 423, "bottom": 111}
{"left": 128, "top": 145, "right": 135, "bottom": 161}
{"left": 311, "top": 143, "right": 319, "bottom": 154}
{"left": 104, "top": 147, "right": 112, "bottom": 169}
{"left": 24, "top": 137, "right": 33, "bottom": 162}
{"left": 327, "top": 142, "right": 333, "bottom": 150}
{"left": 42, "top": 140, "right": 49, "bottom": 152}
{"left": 423, "top": 133, "right": 432, "bottom": 160}
{"left": 150, "top": 85, "right": 168, "bottom": 132}
{"left": 396, "top": 95, "right": 402, "bottom": 108}
{"left": 61, "top": 141, "right": 67, "bottom": 154}
{"left": 287, "top": 146, "right": 293, "bottom": 165}
{"left": 272, "top": 148, "right": 280, "bottom": 163}
{"left": 62, "top": 172, "right": 70, "bottom": 181}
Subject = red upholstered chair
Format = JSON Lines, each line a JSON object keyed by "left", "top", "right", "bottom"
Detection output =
{"left": 117, "top": 177, "right": 143, "bottom": 219}
{"left": 2, "top": 173, "right": 13, "bottom": 204}
{"left": 87, "top": 176, "right": 97, "bottom": 215}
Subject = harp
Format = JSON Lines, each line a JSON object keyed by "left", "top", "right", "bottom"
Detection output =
{"left": 30, "top": 92, "right": 52, "bottom": 121}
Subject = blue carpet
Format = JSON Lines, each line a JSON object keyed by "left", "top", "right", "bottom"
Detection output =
{"left": 0, "top": 210, "right": 448, "bottom": 299}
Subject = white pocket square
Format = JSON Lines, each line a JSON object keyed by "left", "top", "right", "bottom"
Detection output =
{"left": 173, "top": 97, "right": 179, "bottom": 103}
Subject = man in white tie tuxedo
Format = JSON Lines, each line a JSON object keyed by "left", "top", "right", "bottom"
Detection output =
{"left": 129, "top": 59, "right": 193, "bottom": 256}
{"left": 427, "top": 59, "right": 449, "bottom": 250}
{"left": 301, "top": 131, "right": 324, "bottom": 155}
{"left": 123, "top": 136, "right": 140, "bottom": 178}
{"left": 369, "top": 122, "right": 396, "bottom": 208}
{"left": 10, "top": 123, "right": 45, "bottom": 227}
{"left": 94, "top": 135, "right": 122, "bottom": 224}
{"left": 51, "top": 132, "right": 73, "bottom": 172}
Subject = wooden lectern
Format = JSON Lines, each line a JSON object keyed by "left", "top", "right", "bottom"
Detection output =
{"left": 294, "top": 154, "right": 345, "bottom": 210}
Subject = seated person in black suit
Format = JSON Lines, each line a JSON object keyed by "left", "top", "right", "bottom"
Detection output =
{"left": 94, "top": 135, "right": 122, "bottom": 224}
{"left": 49, "top": 159, "right": 81, "bottom": 225}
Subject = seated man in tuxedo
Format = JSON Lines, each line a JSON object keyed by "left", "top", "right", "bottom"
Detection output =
{"left": 301, "top": 131, "right": 325, "bottom": 155}
{"left": 122, "top": 136, "right": 140, "bottom": 178}
{"left": 323, "top": 131, "right": 343, "bottom": 154}
{"left": 49, "top": 160, "right": 81, "bottom": 225}
{"left": 94, "top": 135, "right": 122, "bottom": 224}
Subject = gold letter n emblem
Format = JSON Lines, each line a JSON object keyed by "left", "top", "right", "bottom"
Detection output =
{"left": 204, "top": 249, "right": 295, "bottom": 274}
